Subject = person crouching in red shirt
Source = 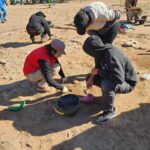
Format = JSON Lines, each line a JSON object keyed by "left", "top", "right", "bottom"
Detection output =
{"left": 23, "top": 39, "right": 68, "bottom": 93}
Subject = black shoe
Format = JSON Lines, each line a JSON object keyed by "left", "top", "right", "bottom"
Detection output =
{"left": 96, "top": 110, "right": 115, "bottom": 124}
{"left": 30, "top": 37, "right": 35, "bottom": 43}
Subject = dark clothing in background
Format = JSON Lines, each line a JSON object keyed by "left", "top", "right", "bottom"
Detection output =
{"left": 26, "top": 12, "right": 51, "bottom": 38}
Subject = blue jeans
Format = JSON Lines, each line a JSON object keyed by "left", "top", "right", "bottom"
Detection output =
{"left": 87, "top": 75, "right": 134, "bottom": 112}
{"left": 0, "top": 6, "right": 6, "bottom": 22}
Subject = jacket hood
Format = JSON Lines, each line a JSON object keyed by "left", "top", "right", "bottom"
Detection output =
{"left": 35, "top": 11, "right": 46, "bottom": 18}
{"left": 83, "top": 35, "right": 112, "bottom": 58}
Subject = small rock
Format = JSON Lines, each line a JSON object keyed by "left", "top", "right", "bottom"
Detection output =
{"left": 122, "top": 41, "right": 132, "bottom": 47}
{"left": 26, "top": 143, "right": 32, "bottom": 148}
{"left": 132, "top": 41, "right": 138, "bottom": 45}
{"left": 138, "top": 46, "right": 145, "bottom": 50}
{"left": 0, "top": 59, "right": 6, "bottom": 66}
{"left": 3, "top": 76, "right": 7, "bottom": 79}
{"left": 73, "top": 80, "right": 80, "bottom": 84}
{"left": 140, "top": 74, "right": 150, "bottom": 80}
{"left": 132, "top": 44, "right": 140, "bottom": 49}
{"left": 66, "top": 133, "right": 70, "bottom": 137}
{"left": 122, "top": 39, "right": 139, "bottom": 48}
{"left": 147, "top": 49, "right": 150, "bottom": 52}
{"left": 9, "top": 77, "right": 14, "bottom": 80}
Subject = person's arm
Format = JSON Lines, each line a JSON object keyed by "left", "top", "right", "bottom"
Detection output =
{"left": 86, "top": 74, "right": 95, "bottom": 89}
{"left": 38, "top": 59, "right": 64, "bottom": 90}
{"left": 55, "top": 60, "right": 65, "bottom": 78}
{"left": 94, "top": 56, "right": 124, "bottom": 84}
{"left": 106, "top": 56, "right": 125, "bottom": 84}
{"left": 41, "top": 18, "right": 52, "bottom": 38}
{"left": 94, "top": 58, "right": 108, "bottom": 78}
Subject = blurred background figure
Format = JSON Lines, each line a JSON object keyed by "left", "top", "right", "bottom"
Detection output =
{"left": 125, "top": 0, "right": 147, "bottom": 24}
{"left": 26, "top": 11, "right": 52, "bottom": 43}
{"left": 0, "top": 0, "right": 8, "bottom": 23}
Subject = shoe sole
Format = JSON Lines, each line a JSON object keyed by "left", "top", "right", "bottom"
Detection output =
{"left": 95, "top": 114, "right": 116, "bottom": 124}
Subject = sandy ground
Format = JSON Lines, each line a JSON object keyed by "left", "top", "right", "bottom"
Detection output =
{"left": 0, "top": 0, "right": 150, "bottom": 150}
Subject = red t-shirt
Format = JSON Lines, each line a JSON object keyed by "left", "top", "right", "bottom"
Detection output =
{"left": 23, "top": 46, "right": 56, "bottom": 75}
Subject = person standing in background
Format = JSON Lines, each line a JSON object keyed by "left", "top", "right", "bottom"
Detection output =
{"left": 0, "top": 0, "right": 8, "bottom": 23}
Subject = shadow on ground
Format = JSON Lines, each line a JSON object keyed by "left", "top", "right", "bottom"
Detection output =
{"left": 0, "top": 73, "right": 149, "bottom": 149}
{"left": 0, "top": 74, "right": 87, "bottom": 106}
{"left": 0, "top": 73, "right": 104, "bottom": 136}
{"left": 0, "top": 93, "right": 103, "bottom": 136}
{"left": 0, "top": 79, "right": 37, "bottom": 106}
{"left": 1, "top": 42, "right": 32, "bottom": 48}
{"left": 51, "top": 103, "right": 150, "bottom": 150}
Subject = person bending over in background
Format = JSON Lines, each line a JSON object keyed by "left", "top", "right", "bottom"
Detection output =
{"left": 74, "top": 1, "right": 121, "bottom": 44}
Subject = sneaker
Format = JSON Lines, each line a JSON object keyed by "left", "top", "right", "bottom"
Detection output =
{"left": 1, "top": 20, "right": 5, "bottom": 23}
{"left": 96, "top": 110, "right": 115, "bottom": 124}
{"left": 36, "top": 85, "right": 47, "bottom": 93}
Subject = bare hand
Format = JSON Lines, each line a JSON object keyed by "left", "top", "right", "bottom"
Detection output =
{"left": 86, "top": 76, "right": 94, "bottom": 89}
{"left": 91, "top": 68, "right": 98, "bottom": 75}
{"left": 62, "top": 86, "right": 69, "bottom": 93}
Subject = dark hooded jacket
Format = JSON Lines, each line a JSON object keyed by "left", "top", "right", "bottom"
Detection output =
{"left": 26, "top": 11, "right": 51, "bottom": 37}
{"left": 83, "top": 35, "right": 138, "bottom": 87}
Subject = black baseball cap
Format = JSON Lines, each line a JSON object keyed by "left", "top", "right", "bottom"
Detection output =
{"left": 74, "top": 9, "right": 90, "bottom": 35}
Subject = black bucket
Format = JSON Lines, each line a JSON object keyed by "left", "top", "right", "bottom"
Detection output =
{"left": 54, "top": 94, "right": 80, "bottom": 117}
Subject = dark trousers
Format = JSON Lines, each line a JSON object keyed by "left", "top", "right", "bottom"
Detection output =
{"left": 88, "top": 21, "right": 121, "bottom": 44}
{"left": 87, "top": 75, "right": 134, "bottom": 112}
{"left": 27, "top": 26, "right": 46, "bottom": 39}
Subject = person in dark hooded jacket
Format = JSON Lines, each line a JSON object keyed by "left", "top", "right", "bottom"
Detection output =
{"left": 83, "top": 35, "right": 138, "bottom": 124}
{"left": 26, "top": 11, "right": 52, "bottom": 43}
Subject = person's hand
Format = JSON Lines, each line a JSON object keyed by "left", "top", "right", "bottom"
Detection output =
{"left": 62, "top": 86, "right": 69, "bottom": 93}
{"left": 61, "top": 77, "right": 67, "bottom": 84}
{"left": 86, "top": 76, "right": 94, "bottom": 89}
{"left": 91, "top": 68, "right": 98, "bottom": 75}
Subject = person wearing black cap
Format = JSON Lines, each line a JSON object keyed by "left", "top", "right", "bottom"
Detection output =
{"left": 83, "top": 35, "right": 138, "bottom": 124}
{"left": 26, "top": 11, "right": 52, "bottom": 43}
{"left": 74, "top": 1, "right": 121, "bottom": 44}
{"left": 23, "top": 39, "right": 68, "bottom": 93}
